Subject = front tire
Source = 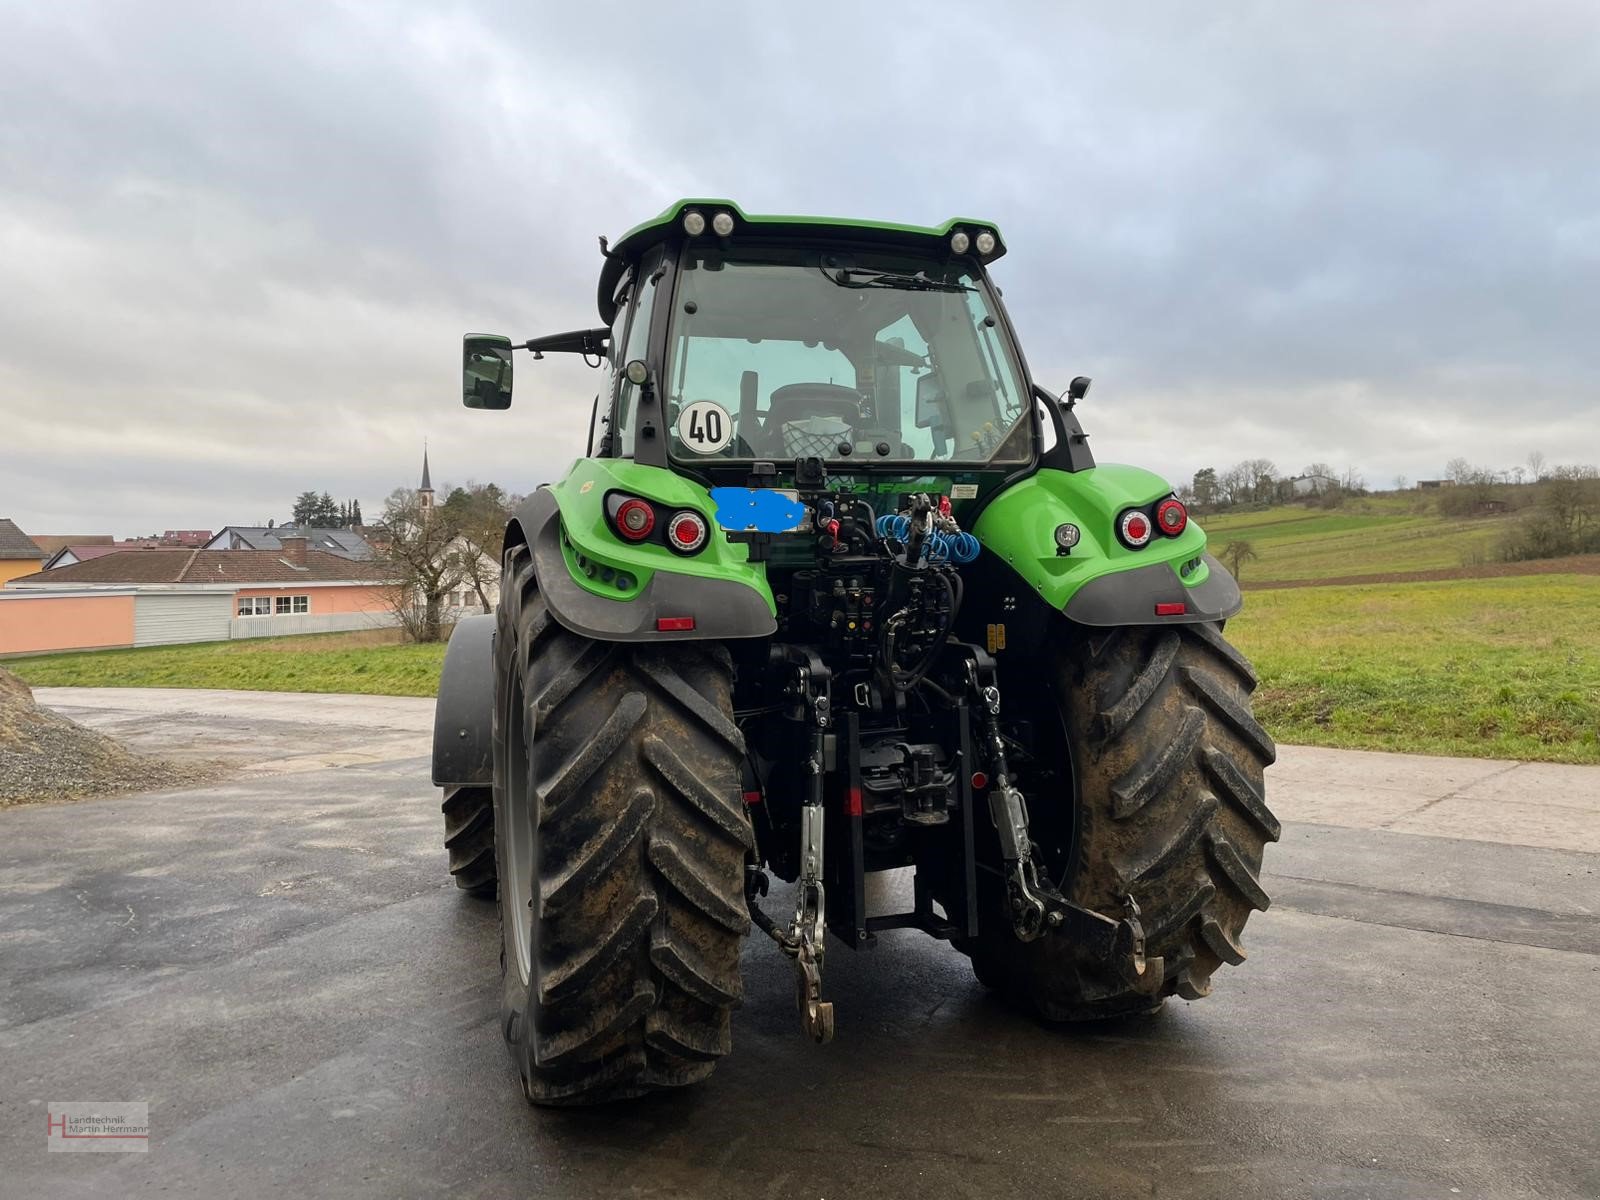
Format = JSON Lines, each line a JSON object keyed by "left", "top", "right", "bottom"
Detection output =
{"left": 493, "top": 545, "right": 753, "bottom": 1105}
{"left": 967, "top": 621, "right": 1279, "bottom": 1019}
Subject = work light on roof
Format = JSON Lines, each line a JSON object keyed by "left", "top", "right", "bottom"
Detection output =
{"left": 682, "top": 210, "right": 707, "bottom": 236}
{"left": 975, "top": 230, "right": 997, "bottom": 256}
{"left": 711, "top": 210, "right": 735, "bottom": 237}
{"left": 949, "top": 230, "right": 971, "bottom": 255}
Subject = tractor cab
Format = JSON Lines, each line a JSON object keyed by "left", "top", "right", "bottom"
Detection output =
{"left": 466, "top": 200, "right": 1096, "bottom": 495}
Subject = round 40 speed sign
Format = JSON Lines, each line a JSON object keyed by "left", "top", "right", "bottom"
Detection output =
{"left": 675, "top": 401, "right": 734, "bottom": 454}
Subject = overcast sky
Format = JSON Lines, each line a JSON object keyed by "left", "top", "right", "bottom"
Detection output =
{"left": 2, "top": 1, "right": 1597, "bottom": 536}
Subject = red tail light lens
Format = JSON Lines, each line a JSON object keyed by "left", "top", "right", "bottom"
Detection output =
{"left": 1156, "top": 498, "right": 1188, "bottom": 537}
{"left": 614, "top": 497, "right": 655, "bottom": 541}
{"left": 1119, "top": 510, "right": 1153, "bottom": 548}
{"left": 666, "top": 510, "right": 708, "bottom": 554}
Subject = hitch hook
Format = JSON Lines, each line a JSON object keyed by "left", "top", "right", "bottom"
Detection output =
{"left": 795, "top": 935, "right": 834, "bottom": 1043}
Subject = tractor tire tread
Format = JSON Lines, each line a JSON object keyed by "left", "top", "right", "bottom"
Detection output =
{"left": 965, "top": 620, "right": 1276, "bottom": 1021}
{"left": 498, "top": 562, "right": 749, "bottom": 1106}
{"left": 442, "top": 786, "right": 496, "bottom": 896}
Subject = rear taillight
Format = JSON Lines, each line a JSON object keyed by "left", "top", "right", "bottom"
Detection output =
{"left": 614, "top": 497, "right": 655, "bottom": 541}
{"left": 1118, "top": 510, "right": 1153, "bottom": 548}
{"left": 666, "top": 510, "right": 708, "bottom": 554}
{"left": 1156, "top": 498, "right": 1188, "bottom": 537}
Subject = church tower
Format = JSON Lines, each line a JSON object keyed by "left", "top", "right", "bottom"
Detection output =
{"left": 419, "top": 446, "right": 434, "bottom": 516}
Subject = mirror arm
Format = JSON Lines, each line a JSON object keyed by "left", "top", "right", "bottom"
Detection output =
{"left": 520, "top": 327, "right": 610, "bottom": 358}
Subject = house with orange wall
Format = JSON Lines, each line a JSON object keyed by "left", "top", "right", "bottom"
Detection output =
{"left": 0, "top": 519, "right": 46, "bottom": 587}
{"left": 1, "top": 536, "right": 399, "bottom": 656}
{"left": 0, "top": 589, "right": 138, "bottom": 655}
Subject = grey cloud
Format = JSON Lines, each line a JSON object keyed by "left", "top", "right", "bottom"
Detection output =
{"left": 2, "top": 0, "right": 1598, "bottom": 534}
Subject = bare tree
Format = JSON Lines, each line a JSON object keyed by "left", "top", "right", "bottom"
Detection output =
{"left": 378, "top": 487, "right": 467, "bottom": 642}
{"left": 1497, "top": 463, "right": 1600, "bottom": 561}
{"left": 1220, "top": 539, "right": 1259, "bottom": 581}
{"left": 1392, "top": 474, "right": 1408, "bottom": 491}
{"left": 1527, "top": 450, "right": 1546, "bottom": 481}
{"left": 442, "top": 483, "right": 518, "bottom": 612}
{"left": 1216, "top": 462, "right": 1248, "bottom": 507}
{"left": 1544, "top": 464, "right": 1600, "bottom": 544}
{"left": 1216, "top": 458, "right": 1277, "bottom": 506}
{"left": 1241, "top": 458, "right": 1278, "bottom": 503}
{"left": 1438, "top": 459, "right": 1500, "bottom": 515}
{"left": 1340, "top": 466, "right": 1366, "bottom": 494}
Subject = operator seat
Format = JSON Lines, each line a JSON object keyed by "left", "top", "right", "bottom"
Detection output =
{"left": 760, "top": 383, "right": 863, "bottom": 455}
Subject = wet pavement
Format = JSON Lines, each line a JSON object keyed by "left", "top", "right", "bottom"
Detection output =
{"left": 2, "top": 689, "right": 1597, "bottom": 1199}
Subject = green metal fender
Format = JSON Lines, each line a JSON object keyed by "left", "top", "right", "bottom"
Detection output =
{"left": 972, "top": 465, "right": 1242, "bottom": 626}
{"left": 510, "top": 459, "right": 777, "bottom": 642}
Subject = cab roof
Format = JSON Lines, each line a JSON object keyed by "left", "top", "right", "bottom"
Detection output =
{"left": 597, "top": 198, "right": 1006, "bottom": 324}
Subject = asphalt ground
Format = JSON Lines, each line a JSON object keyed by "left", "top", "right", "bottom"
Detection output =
{"left": 2, "top": 688, "right": 1597, "bottom": 1200}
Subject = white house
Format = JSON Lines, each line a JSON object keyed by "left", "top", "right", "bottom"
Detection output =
{"left": 1290, "top": 474, "right": 1336, "bottom": 497}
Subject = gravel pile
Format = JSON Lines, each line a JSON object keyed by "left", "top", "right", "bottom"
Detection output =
{"left": 0, "top": 668, "right": 217, "bottom": 806}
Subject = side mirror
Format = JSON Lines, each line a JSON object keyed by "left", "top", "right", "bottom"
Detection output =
{"left": 914, "top": 373, "right": 951, "bottom": 456}
{"left": 913, "top": 373, "right": 943, "bottom": 429}
{"left": 1066, "top": 376, "right": 1092, "bottom": 405}
{"left": 463, "top": 334, "right": 514, "bottom": 409}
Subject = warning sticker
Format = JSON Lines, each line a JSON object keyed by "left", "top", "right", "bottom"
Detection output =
{"left": 675, "top": 401, "right": 734, "bottom": 454}
{"left": 950, "top": 483, "right": 979, "bottom": 499}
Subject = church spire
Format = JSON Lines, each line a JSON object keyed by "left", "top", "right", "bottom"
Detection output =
{"left": 419, "top": 445, "right": 434, "bottom": 514}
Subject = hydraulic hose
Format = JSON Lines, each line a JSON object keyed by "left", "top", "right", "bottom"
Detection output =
{"left": 886, "top": 569, "right": 958, "bottom": 692}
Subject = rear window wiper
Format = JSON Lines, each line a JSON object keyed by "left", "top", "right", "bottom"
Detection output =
{"left": 820, "top": 265, "right": 974, "bottom": 293}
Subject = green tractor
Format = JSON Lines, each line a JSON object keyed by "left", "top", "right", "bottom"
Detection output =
{"left": 432, "top": 200, "right": 1278, "bottom": 1106}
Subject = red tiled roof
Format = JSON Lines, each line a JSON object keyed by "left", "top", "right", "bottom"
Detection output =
{"left": 9, "top": 548, "right": 397, "bottom": 587}
{"left": 29, "top": 534, "right": 114, "bottom": 555}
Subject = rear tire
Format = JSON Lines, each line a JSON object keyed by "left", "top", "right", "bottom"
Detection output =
{"left": 442, "top": 786, "right": 496, "bottom": 897}
{"left": 966, "top": 621, "right": 1279, "bottom": 1019}
{"left": 493, "top": 544, "right": 753, "bottom": 1105}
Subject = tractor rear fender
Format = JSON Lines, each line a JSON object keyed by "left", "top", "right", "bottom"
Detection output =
{"left": 432, "top": 614, "right": 496, "bottom": 787}
{"left": 505, "top": 465, "right": 777, "bottom": 643}
{"left": 972, "top": 465, "right": 1242, "bottom": 626}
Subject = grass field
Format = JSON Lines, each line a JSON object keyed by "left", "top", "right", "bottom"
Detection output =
{"left": 1202, "top": 498, "right": 1515, "bottom": 582}
{"left": 9, "top": 629, "right": 446, "bottom": 698}
{"left": 1228, "top": 575, "right": 1600, "bottom": 763}
{"left": 10, "top": 574, "right": 1598, "bottom": 763}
